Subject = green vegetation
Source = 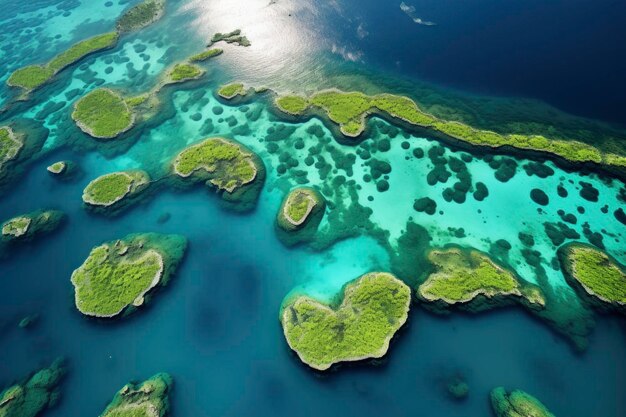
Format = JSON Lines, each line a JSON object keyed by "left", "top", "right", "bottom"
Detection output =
{"left": 490, "top": 387, "right": 555, "bottom": 417}
{"left": 0, "top": 359, "right": 65, "bottom": 417}
{"left": 273, "top": 90, "right": 626, "bottom": 169}
{"left": 209, "top": 29, "right": 251, "bottom": 47}
{"left": 217, "top": 83, "right": 246, "bottom": 99}
{"left": 274, "top": 95, "right": 309, "bottom": 115}
{"left": 1, "top": 210, "right": 65, "bottom": 242}
{"left": 418, "top": 248, "right": 545, "bottom": 306}
{"left": 172, "top": 137, "right": 258, "bottom": 193}
{"left": 281, "top": 272, "right": 411, "bottom": 371}
{"left": 8, "top": 32, "right": 119, "bottom": 92}
{"left": 189, "top": 48, "right": 223, "bottom": 62}
{"left": 71, "top": 233, "right": 186, "bottom": 318}
{"left": 166, "top": 63, "right": 204, "bottom": 83}
{"left": 125, "top": 95, "right": 149, "bottom": 107}
{"left": 100, "top": 373, "right": 172, "bottom": 417}
{"left": 72, "top": 89, "right": 135, "bottom": 138}
{"left": 560, "top": 243, "right": 626, "bottom": 308}
{"left": 82, "top": 170, "right": 150, "bottom": 207}
{"left": 46, "top": 161, "right": 67, "bottom": 175}
{"left": 116, "top": 0, "right": 165, "bottom": 33}
{"left": 0, "top": 127, "right": 23, "bottom": 171}
{"left": 2, "top": 216, "right": 31, "bottom": 238}
{"left": 277, "top": 187, "right": 324, "bottom": 230}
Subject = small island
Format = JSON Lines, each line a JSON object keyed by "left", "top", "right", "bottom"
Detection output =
{"left": 274, "top": 95, "right": 310, "bottom": 116}
{"left": 1, "top": 209, "right": 65, "bottom": 242}
{"left": 82, "top": 170, "right": 150, "bottom": 209}
{"left": 72, "top": 88, "right": 135, "bottom": 139}
{"left": 165, "top": 63, "right": 204, "bottom": 84}
{"left": 0, "top": 358, "right": 66, "bottom": 417}
{"left": 7, "top": 32, "right": 119, "bottom": 94}
{"left": 70, "top": 233, "right": 187, "bottom": 318}
{"left": 208, "top": 29, "right": 251, "bottom": 47}
{"left": 559, "top": 242, "right": 625, "bottom": 312}
{"left": 217, "top": 83, "right": 246, "bottom": 100}
{"left": 418, "top": 247, "right": 545, "bottom": 310}
{"left": 277, "top": 187, "right": 325, "bottom": 231}
{"left": 189, "top": 48, "right": 223, "bottom": 62}
{"left": 100, "top": 373, "right": 172, "bottom": 417}
{"left": 281, "top": 272, "right": 411, "bottom": 371}
{"left": 490, "top": 387, "right": 555, "bottom": 417}
{"left": 0, "top": 126, "right": 23, "bottom": 174}
{"left": 46, "top": 161, "right": 68, "bottom": 175}
{"left": 116, "top": 0, "right": 165, "bottom": 33}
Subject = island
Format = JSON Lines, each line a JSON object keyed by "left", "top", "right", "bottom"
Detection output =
{"left": 490, "top": 387, "right": 555, "bottom": 417}
{"left": 116, "top": 0, "right": 165, "bottom": 33}
{"left": 70, "top": 233, "right": 187, "bottom": 318}
{"left": 99, "top": 373, "right": 172, "bottom": 417}
{"left": 417, "top": 247, "right": 545, "bottom": 311}
{"left": 46, "top": 161, "right": 68, "bottom": 175}
{"left": 0, "top": 126, "right": 23, "bottom": 175}
{"left": 0, "top": 358, "right": 66, "bottom": 417}
{"left": 82, "top": 170, "right": 150, "bottom": 212}
{"left": 189, "top": 48, "right": 223, "bottom": 62}
{"left": 208, "top": 29, "right": 251, "bottom": 47}
{"left": 272, "top": 90, "right": 626, "bottom": 176}
{"left": 280, "top": 272, "right": 411, "bottom": 371}
{"left": 72, "top": 89, "right": 135, "bottom": 139}
{"left": 1, "top": 209, "right": 65, "bottom": 242}
{"left": 171, "top": 137, "right": 265, "bottom": 210}
{"left": 7, "top": 32, "right": 119, "bottom": 94}
{"left": 277, "top": 187, "right": 325, "bottom": 231}
{"left": 165, "top": 63, "right": 204, "bottom": 84}
{"left": 217, "top": 83, "right": 246, "bottom": 100}
{"left": 559, "top": 242, "right": 625, "bottom": 312}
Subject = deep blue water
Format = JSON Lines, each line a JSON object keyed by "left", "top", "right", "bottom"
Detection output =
{"left": 0, "top": 1, "right": 625, "bottom": 416}
{"left": 334, "top": 0, "right": 626, "bottom": 125}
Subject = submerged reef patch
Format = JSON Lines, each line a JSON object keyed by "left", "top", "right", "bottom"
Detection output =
{"left": 281, "top": 272, "right": 411, "bottom": 371}
{"left": 70, "top": 233, "right": 186, "bottom": 318}
{"left": 490, "top": 387, "right": 555, "bottom": 417}
{"left": 100, "top": 373, "right": 172, "bottom": 417}
{"left": 418, "top": 247, "right": 545, "bottom": 312}
{"left": 559, "top": 243, "right": 625, "bottom": 312}
{"left": 0, "top": 358, "right": 66, "bottom": 417}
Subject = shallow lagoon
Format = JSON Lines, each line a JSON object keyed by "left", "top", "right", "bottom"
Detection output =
{"left": 0, "top": 1, "right": 625, "bottom": 416}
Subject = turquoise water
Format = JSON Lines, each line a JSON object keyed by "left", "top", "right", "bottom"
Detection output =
{"left": 1, "top": 1, "right": 625, "bottom": 416}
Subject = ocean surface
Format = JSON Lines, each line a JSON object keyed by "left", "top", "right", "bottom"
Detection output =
{"left": 0, "top": 0, "right": 625, "bottom": 416}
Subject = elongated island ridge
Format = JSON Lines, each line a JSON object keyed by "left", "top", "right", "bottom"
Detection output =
{"left": 116, "top": 0, "right": 166, "bottom": 33}
{"left": 0, "top": 127, "right": 23, "bottom": 173}
{"left": 1, "top": 209, "right": 65, "bottom": 243}
{"left": 281, "top": 272, "right": 411, "bottom": 371}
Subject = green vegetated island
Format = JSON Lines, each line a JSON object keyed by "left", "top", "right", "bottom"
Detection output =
{"left": 490, "top": 387, "right": 556, "bottom": 417}
{"left": 99, "top": 373, "right": 172, "bottom": 417}
{"left": 208, "top": 29, "right": 251, "bottom": 47}
{"left": 273, "top": 90, "right": 626, "bottom": 176}
{"left": 418, "top": 248, "right": 545, "bottom": 310}
{"left": 71, "top": 56, "right": 209, "bottom": 139}
{"left": 217, "top": 82, "right": 247, "bottom": 100}
{"left": 559, "top": 243, "right": 626, "bottom": 312}
{"left": 277, "top": 187, "right": 325, "bottom": 231}
{"left": 172, "top": 136, "right": 264, "bottom": 198}
{"left": 82, "top": 170, "right": 150, "bottom": 210}
{"left": 281, "top": 272, "right": 411, "bottom": 371}
{"left": 1, "top": 209, "right": 64, "bottom": 242}
{"left": 6, "top": 0, "right": 167, "bottom": 97}
{"left": 0, "top": 359, "right": 66, "bottom": 417}
{"left": 71, "top": 233, "right": 186, "bottom": 318}
{"left": 0, "top": 127, "right": 23, "bottom": 175}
